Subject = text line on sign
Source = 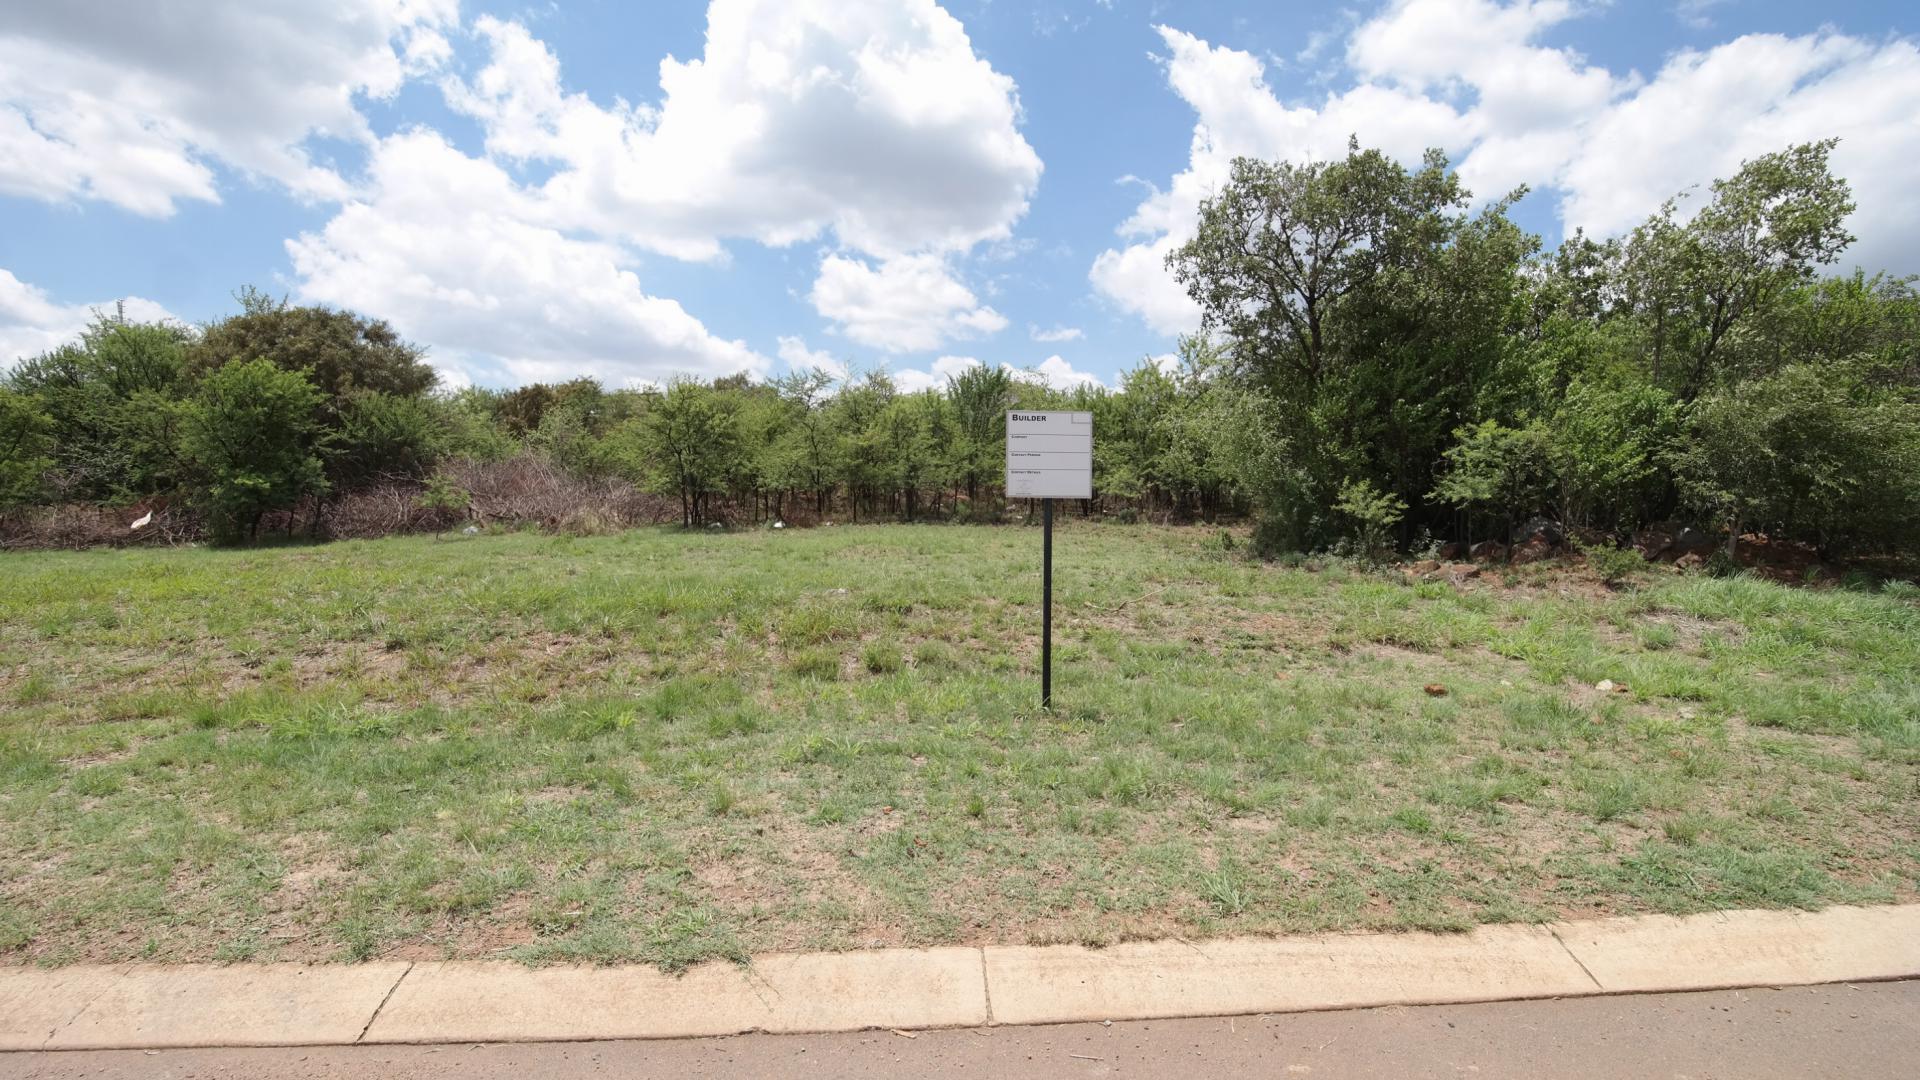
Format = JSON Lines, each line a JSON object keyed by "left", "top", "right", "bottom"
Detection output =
{"left": 1005, "top": 410, "right": 1092, "bottom": 500}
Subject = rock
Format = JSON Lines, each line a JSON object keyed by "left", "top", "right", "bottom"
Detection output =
{"left": 1511, "top": 516, "right": 1565, "bottom": 546}
{"left": 1510, "top": 538, "right": 1554, "bottom": 565}
{"left": 1632, "top": 528, "right": 1674, "bottom": 560}
{"left": 1595, "top": 679, "right": 1617, "bottom": 693}
{"left": 1468, "top": 540, "right": 1508, "bottom": 562}
{"left": 1673, "top": 551, "right": 1706, "bottom": 573}
{"left": 1671, "top": 526, "right": 1715, "bottom": 555}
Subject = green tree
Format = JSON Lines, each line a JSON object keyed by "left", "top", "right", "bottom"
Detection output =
{"left": 1431, "top": 420, "right": 1551, "bottom": 553}
{"left": 1168, "top": 139, "right": 1530, "bottom": 549}
{"left": 1673, "top": 365, "right": 1920, "bottom": 558}
{"left": 1545, "top": 377, "right": 1680, "bottom": 531}
{"left": 769, "top": 367, "right": 840, "bottom": 517}
{"left": 945, "top": 363, "right": 1014, "bottom": 503}
{"left": 0, "top": 389, "right": 53, "bottom": 509}
{"left": 639, "top": 379, "right": 740, "bottom": 527}
{"left": 1333, "top": 479, "right": 1407, "bottom": 565}
{"left": 182, "top": 359, "right": 329, "bottom": 543}
{"left": 1624, "top": 140, "right": 1856, "bottom": 400}
{"left": 5, "top": 314, "right": 194, "bottom": 502}
{"left": 331, "top": 391, "right": 447, "bottom": 486}
{"left": 192, "top": 288, "right": 435, "bottom": 417}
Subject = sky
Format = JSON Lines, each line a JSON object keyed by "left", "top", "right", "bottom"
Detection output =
{"left": 2, "top": 0, "right": 1916, "bottom": 394}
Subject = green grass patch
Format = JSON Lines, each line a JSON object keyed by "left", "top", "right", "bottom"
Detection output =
{"left": 1, "top": 524, "right": 1914, "bottom": 968}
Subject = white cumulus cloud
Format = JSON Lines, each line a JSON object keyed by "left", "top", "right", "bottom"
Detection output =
{"left": 890, "top": 353, "right": 984, "bottom": 393}
{"left": 0, "top": 0, "right": 456, "bottom": 215}
{"left": 776, "top": 335, "right": 846, "bottom": 378}
{"left": 444, "top": 2, "right": 1042, "bottom": 263}
{"left": 1019, "top": 354, "right": 1107, "bottom": 392}
{"left": 0, "top": 268, "right": 176, "bottom": 367}
{"left": 1030, "top": 324, "right": 1085, "bottom": 342}
{"left": 809, "top": 253, "right": 1008, "bottom": 353}
{"left": 1094, "top": 1, "right": 1920, "bottom": 335}
{"left": 286, "top": 131, "right": 764, "bottom": 389}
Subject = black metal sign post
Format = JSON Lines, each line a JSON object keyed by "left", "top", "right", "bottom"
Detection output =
{"left": 1042, "top": 496, "right": 1053, "bottom": 710}
{"left": 1006, "top": 409, "right": 1089, "bottom": 713}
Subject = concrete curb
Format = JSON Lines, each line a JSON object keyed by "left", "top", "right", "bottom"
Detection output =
{"left": 3, "top": 904, "right": 1916, "bottom": 1052}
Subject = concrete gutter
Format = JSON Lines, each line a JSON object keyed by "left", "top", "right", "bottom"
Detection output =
{"left": 3, "top": 904, "right": 1916, "bottom": 1052}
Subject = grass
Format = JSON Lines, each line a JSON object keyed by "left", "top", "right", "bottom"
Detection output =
{"left": 0, "top": 522, "right": 1915, "bottom": 969}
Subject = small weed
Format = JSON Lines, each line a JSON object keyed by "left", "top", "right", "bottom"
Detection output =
{"left": 786, "top": 648, "right": 840, "bottom": 680}
{"left": 1390, "top": 805, "right": 1435, "bottom": 834}
{"left": 1196, "top": 859, "right": 1252, "bottom": 915}
{"left": 862, "top": 642, "right": 903, "bottom": 674}
{"left": 1662, "top": 814, "right": 1708, "bottom": 846}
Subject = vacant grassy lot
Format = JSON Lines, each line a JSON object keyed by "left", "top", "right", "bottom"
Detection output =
{"left": 2, "top": 524, "right": 1916, "bottom": 968}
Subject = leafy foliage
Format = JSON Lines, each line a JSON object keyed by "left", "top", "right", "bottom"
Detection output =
{"left": 0, "top": 388, "right": 53, "bottom": 508}
{"left": 191, "top": 287, "right": 435, "bottom": 415}
{"left": 182, "top": 359, "right": 328, "bottom": 543}
{"left": 1333, "top": 479, "right": 1407, "bottom": 565}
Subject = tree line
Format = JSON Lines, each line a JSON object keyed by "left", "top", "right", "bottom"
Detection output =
{"left": 0, "top": 286, "right": 1238, "bottom": 542}
{"left": 2, "top": 138, "right": 1916, "bottom": 561}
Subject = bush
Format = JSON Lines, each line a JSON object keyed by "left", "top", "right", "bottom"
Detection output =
{"left": 182, "top": 359, "right": 328, "bottom": 543}
{"left": 332, "top": 391, "right": 446, "bottom": 486}
{"left": 1574, "top": 538, "right": 1645, "bottom": 587}
{"left": 1334, "top": 479, "right": 1407, "bottom": 564}
{"left": 1547, "top": 377, "right": 1679, "bottom": 530}
{"left": 414, "top": 475, "right": 470, "bottom": 537}
{"left": 0, "top": 389, "right": 52, "bottom": 509}
{"left": 1674, "top": 365, "right": 1920, "bottom": 558}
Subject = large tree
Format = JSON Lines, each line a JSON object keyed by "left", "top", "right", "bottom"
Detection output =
{"left": 1167, "top": 140, "right": 1531, "bottom": 550}
{"left": 638, "top": 378, "right": 741, "bottom": 527}
{"left": 192, "top": 287, "right": 436, "bottom": 417}
{"left": 4, "top": 313, "right": 194, "bottom": 503}
{"left": 1621, "top": 140, "right": 1856, "bottom": 400}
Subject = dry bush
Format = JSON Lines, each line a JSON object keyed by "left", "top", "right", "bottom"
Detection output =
{"left": 316, "top": 484, "right": 441, "bottom": 539}
{"left": 0, "top": 504, "right": 201, "bottom": 550}
{"left": 443, "top": 455, "right": 675, "bottom": 531}
{"left": 1, "top": 454, "right": 679, "bottom": 550}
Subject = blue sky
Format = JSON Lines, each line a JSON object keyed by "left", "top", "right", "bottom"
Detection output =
{"left": 3, "top": 0, "right": 1916, "bottom": 392}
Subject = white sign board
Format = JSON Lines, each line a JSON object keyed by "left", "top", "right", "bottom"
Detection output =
{"left": 1006, "top": 410, "right": 1092, "bottom": 499}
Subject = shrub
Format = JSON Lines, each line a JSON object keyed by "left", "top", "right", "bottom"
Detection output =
{"left": 0, "top": 389, "right": 52, "bottom": 509}
{"left": 1333, "top": 479, "right": 1407, "bottom": 564}
{"left": 414, "top": 474, "right": 470, "bottom": 537}
{"left": 1575, "top": 538, "right": 1645, "bottom": 587}
{"left": 181, "top": 359, "right": 328, "bottom": 543}
{"left": 1432, "top": 420, "right": 1550, "bottom": 549}
{"left": 862, "top": 642, "right": 904, "bottom": 674}
{"left": 1674, "top": 365, "right": 1920, "bottom": 558}
{"left": 787, "top": 648, "right": 840, "bottom": 680}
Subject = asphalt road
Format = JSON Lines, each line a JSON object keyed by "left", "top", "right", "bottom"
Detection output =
{"left": 3, "top": 980, "right": 1914, "bottom": 1079}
